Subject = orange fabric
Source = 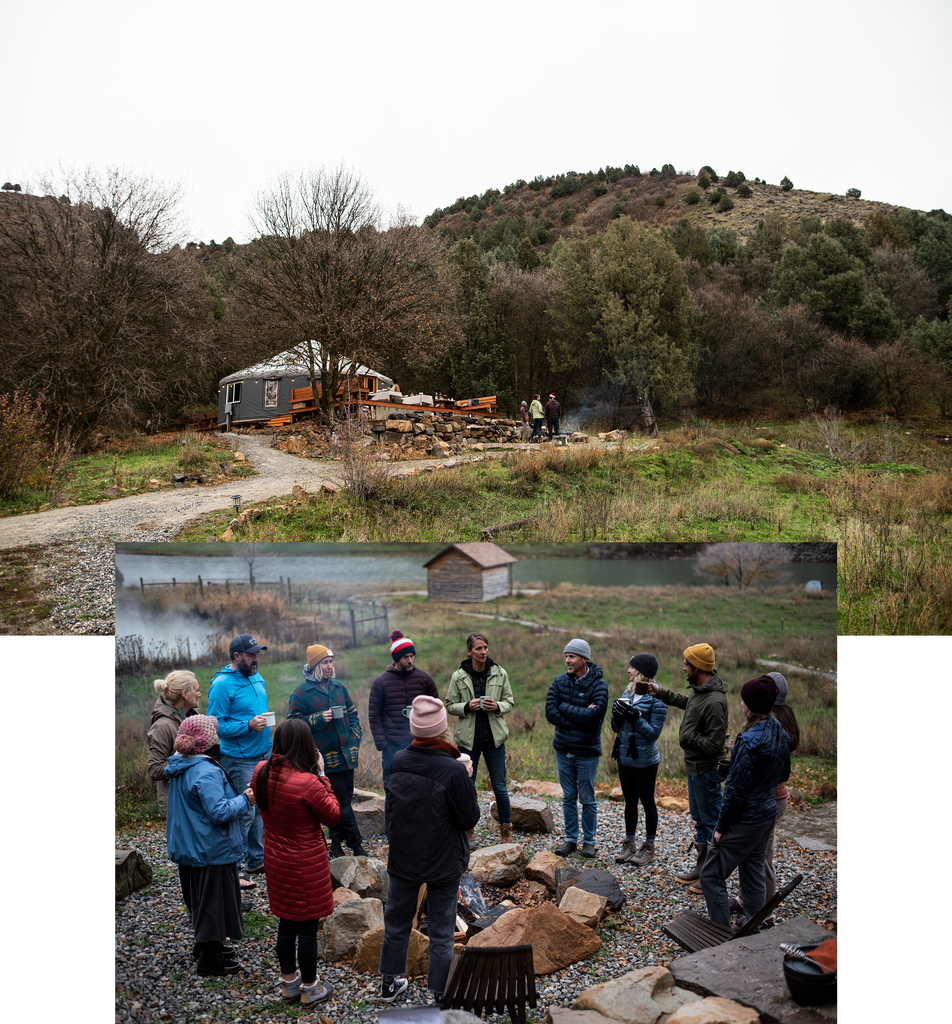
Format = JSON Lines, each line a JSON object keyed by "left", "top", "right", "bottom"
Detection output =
{"left": 788, "top": 937, "right": 837, "bottom": 974}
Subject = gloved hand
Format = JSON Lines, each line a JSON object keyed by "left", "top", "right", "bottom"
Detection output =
{"left": 613, "top": 699, "right": 640, "bottom": 719}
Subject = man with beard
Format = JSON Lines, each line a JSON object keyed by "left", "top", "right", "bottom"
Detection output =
{"left": 368, "top": 631, "right": 440, "bottom": 839}
{"left": 207, "top": 634, "right": 272, "bottom": 876}
{"left": 647, "top": 643, "right": 729, "bottom": 888}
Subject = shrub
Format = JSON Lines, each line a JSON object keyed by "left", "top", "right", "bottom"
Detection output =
{"left": 592, "top": 183, "right": 608, "bottom": 197}
{"left": 654, "top": 196, "right": 666, "bottom": 207}
{"left": 846, "top": 187, "right": 862, "bottom": 199}
{"left": 724, "top": 170, "right": 746, "bottom": 188}
{"left": 561, "top": 204, "right": 572, "bottom": 223}
{"left": 0, "top": 389, "right": 49, "bottom": 497}
{"left": 736, "top": 182, "right": 752, "bottom": 198}
{"left": 611, "top": 202, "right": 627, "bottom": 219}
{"left": 717, "top": 194, "right": 735, "bottom": 213}
{"left": 685, "top": 190, "right": 701, "bottom": 205}
{"left": 781, "top": 176, "right": 794, "bottom": 191}
{"left": 698, "top": 174, "right": 711, "bottom": 190}
{"left": 708, "top": 187, "right": 726, "bottom": 206}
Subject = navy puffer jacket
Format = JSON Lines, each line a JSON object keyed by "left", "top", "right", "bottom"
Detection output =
{"left": 716, "top": 716, "right": 791, "bottom": 834}
{"left": 610, "top": 694, "right": 667, "bottom": 768}
{"left": 368, "top": 664, "right": 439, "bottom": 750}
{"left": 545, "top": 662, "right": 609, "bottom": 758}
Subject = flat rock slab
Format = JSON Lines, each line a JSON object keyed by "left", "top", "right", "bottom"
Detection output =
{"left": 668, "top": 916, "right": 836, "bottom": 1024}
{"left": 791, "top": 837, "right": 836, "bottom": 852}
{"left": 555, "top": 867, "right": 625, "bottom": 912}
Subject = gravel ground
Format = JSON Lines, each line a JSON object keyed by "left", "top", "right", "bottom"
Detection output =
{"left": 116, "top": 794, "right": 837, "bottom": 1024}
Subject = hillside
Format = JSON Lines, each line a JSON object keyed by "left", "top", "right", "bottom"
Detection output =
{"left": 421, "top": 165, "right": 938, "bottom": 256}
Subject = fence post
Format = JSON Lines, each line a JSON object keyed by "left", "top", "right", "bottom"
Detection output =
{"left": 140, "top": 578, "right": 145, "bottom": 595}
{"left": 198, "top": 575, "right": 204, "bottom": 599}
{"left": 350, "top": 604, "right": 357, "bottom": 647}
{"left": 287, "top": 577, "right": 292, "bottom": 603}
{"left": 383, "top": 603, "right": 389, "bottom": 639}
{"left": 172, "top": 578, "right": 176, "bottom": 587}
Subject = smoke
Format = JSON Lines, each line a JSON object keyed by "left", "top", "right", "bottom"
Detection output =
{"left": 115, "top": 589, "right": 226, "bottom": 659}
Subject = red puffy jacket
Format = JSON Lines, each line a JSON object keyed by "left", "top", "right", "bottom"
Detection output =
{"left": 251, "top": 757, "right": 341, "bottom": 921}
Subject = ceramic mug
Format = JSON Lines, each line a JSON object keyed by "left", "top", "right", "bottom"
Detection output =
{"left": 262, "top": 711, "right": 276, "bottom": 727}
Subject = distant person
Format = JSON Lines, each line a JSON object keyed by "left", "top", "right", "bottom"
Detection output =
{"left": 520, "top": 400, "right": 531, "bottom": 442}
{"left": 287, "top": 644, "right": 368, "bottom": 859}
{"left": 528, "top": 394, "right": 545, "bottom": 442}
{"left": 252, "top": 718, "right": 340, "bottom": 1008}
{"left": 149, "top": 670, "right": 202, "bottom": 818}
{"left": 544, "top": 393, "right": 561, "bottom": 440}
{"left": 610, "top": 653, "right": 667, "bottom": 865}
{"left": 165, "top": 715, "right": 256, "bottom": 977}
{"left": 207, "top": 634, "right": 272, "bottom": 877}
{"left": 368, "top": 631, "right": 440, "bottom": 837}
{"left": 730, "top": 671, "right": 801, "bottom": 927}
{"left": 545, "top": 638, "right": 609, "bottom": 858}
{"left": 647, "top": 643, "right": 728, "bottom": 887}
{"left": 699, "top": 676, "right": 790, "bottom": 929}
{"left": 378, "top": 695, "right": 480, "bottom": 1004}
{"left": 444, "top": 632, "right": 515, "bottom": 843}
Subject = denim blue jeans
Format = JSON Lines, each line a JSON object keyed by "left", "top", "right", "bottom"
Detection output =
{"left": 220, "top": 754, "right": 265, "bottom": 869}
{"left": 555, "top": 751, "right": 599, "bottom": 844}
{"left": 458, "top": 740, "right": 511, "bottom": 823}
{"left": 687, "top": 765, "right": 723, "bottom": 844}
{"left": 381, "top": 739, "right": 408, "bottom": 839}
{"left": 380, "top": 874, "right": 460, "bottom": 994}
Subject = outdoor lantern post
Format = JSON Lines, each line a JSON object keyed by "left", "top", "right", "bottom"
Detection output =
{"left": 231, "top": 494, "right": 241, "bottom": 513}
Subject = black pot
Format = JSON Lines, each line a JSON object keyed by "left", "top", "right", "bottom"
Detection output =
{"left": 782, "top": 944, "right": 837, "bottom": 1006}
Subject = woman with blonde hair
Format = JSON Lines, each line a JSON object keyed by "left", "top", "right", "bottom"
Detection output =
{"left": 149, "top": 670, "right": 202, "bottom": 816}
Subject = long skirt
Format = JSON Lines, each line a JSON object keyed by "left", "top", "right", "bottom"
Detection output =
{"left": 190, "top": 862, "right": 244, "bottom": 944}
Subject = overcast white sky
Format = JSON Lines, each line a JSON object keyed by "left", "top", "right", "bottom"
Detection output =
{"left": 5, "top": 0, "right": 950, "bottom": 244}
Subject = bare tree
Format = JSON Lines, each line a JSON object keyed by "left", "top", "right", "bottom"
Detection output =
{"left": 236, "top": 165, "right": 458, "bottom": 424}
{"left": 695, "top": 543, "right": 793, "bottom": 588}
{"left": 0, "top": 167, "right": 213, "bottom": 445}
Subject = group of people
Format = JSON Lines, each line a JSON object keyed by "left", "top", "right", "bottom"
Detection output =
{"left": 147, "top": 628, "right": 798, "bottom": 1006}
{"left": 520, "top": 392, "right": 561, "bottom": 441}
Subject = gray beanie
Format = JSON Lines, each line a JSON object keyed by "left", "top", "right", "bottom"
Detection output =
{"left": 564, "top": 638, "right": 591, "bottom": 660}
{"left": 767, "top": 671, "right": 788, "bottom": 706}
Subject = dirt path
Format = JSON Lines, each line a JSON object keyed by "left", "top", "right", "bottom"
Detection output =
{"left": 776, "top": 800, "right": 837, "bottom": 849}
{"left": 0, "top": 434, "right": 506, "bottom": 549}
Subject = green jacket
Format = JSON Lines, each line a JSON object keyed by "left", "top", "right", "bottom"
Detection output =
{"left": 445, "top": 661, "right": 514, "bottom": 750}
{"left": 528, "top": 399, "right": 544, "bottom": 420}
{"left": 654, "top": 671, "right": 729, "bottom": 776}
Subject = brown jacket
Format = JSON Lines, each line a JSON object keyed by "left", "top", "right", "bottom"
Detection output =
{"left": 147, "top": 697, "right": 193, "bottom": 815}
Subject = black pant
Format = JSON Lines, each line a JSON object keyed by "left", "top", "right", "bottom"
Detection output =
{"left": 277, "top": 917, "right": 320, "bottom": 981}
{"left": 617, "top": 762, "right": 659, "bottom": 836}
{"left": 179, "top": 864, "right": 193, "bottom": 912}
{"left": 546, "top": 416, "right": 559, "bottom": 439}
{"left": 326, "top": 768, "right": 363, "bottom": 850}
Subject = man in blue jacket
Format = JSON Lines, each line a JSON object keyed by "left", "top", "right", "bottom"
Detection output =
{"left": 207, "top": 634, "right": 271, "bottom": 874}
{"left": 545, "top": 638, "right": 608, "bottom": 858}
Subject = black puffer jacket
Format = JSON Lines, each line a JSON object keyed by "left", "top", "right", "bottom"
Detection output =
{"left": 545, "top": 661, "right": 609, "bottom": 758}
{"left": 367, "top": 664, "right": 439, "bottom": 750}
{"left": 716, "top": 717, "right": 790, "bottom": 834}
{"left": 385, "top": 741, "right": 481, "bottom": 884}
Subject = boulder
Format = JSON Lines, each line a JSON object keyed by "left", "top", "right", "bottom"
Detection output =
{"left": 517, "top": 779, "right": 564, "bottom": 798}
{"left": 318, "top": 897, "right": 384, "bottom": 961}
{"left": 658, "top": 796, "right": 690, "bottom": 812}
{"left": 116, "top": 848, "right": 152, "bottom": 900}
{"left": 574, "top": 967, "right": 702, "bottom": 1023}
{"left": 354, "top": 925, "right": 429, "bottom": 976}
{"left": 292, "top": 483, "right": 307, "bottom": 501}
{"left": 285, "top": 436, "right": 306, "bottom": 453}
{"left": 570, "top": 432, "right": 589, "bottom": 444}
{"left": 468, "top": 843, "right": 529, "bottom": 886}
{"left": 559, "top": 887, "right": 608, "bottom": 929}
{"left": 524, "top": 851, "right": 568, "bottom": 890}
{"left": 329, "top": 855, "right": 388, "bottom": 900}
{"left": 384, "top": 418, "right": 413, "bottom": 433}
{"left": 609, "top": 786, "right": 625, "bottom": 802}
{"left": 666, "top": 998, "right": 761, "bottom": 1024}
{"left": 467, "top": 903, "right": 601, "bottom": 974}
{"left": 352, "top": 791, "right": 386, "bottom": 836}
{"left": 555, "top": 867, "right": 625, "bottom": 912}
{"left": 549, "top": 1011, "right": 623, "bottom": 1024}
{"left": 332, "top": 886, "right": 362, "bottom": 909}
{"left": 490, "top": 795, "right": 554, "bottom": 833}
{"left": 233, "top": 451, "right": 246, "bottom": 462}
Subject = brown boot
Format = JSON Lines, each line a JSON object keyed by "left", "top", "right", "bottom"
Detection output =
{"left": 614, "top": 838, "right": 636, "bottom": 863}
{"left": 499, "top": 823, "right": 512, "bottom": 842}
{"left": 675, "top": 842, "right": 708, "bottom": 884}
{"left": 630, "top": 840, "right": 656, "bottom": 866}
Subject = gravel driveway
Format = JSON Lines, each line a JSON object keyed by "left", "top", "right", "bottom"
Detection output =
{"left": 0, "top": 434, "right": 508, "bottom": 634}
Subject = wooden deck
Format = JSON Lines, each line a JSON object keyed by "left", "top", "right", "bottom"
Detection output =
{"left": 268, "top": 388, "right": 499, "bottom": 427}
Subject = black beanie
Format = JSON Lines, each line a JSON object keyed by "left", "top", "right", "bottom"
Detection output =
{"left": 741, "top": 675, "right": 779, "bottom": 715}
{"left": 629, "top": 653, "right": 659, "bottom": 679}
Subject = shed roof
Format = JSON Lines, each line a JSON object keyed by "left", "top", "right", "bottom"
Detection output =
{"left": 423, "top": 543, "right": 518, "bottom": 570}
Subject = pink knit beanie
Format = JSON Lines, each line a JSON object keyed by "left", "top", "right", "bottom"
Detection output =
{"left": 408, "top": 695, "right": 447, "bottom": 738}
{"left": 174, "top": 715, "right": 220, "bottom": 755}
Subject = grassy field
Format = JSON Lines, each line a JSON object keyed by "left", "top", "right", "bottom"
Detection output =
{"left": 168, "top": 415, "right": 952, "bottom": 635}
{"left": 0, "top": 430, "right": 254, "bottom": 516}
{"left": 116, "top": 580, "right": 836, "bottom": 827}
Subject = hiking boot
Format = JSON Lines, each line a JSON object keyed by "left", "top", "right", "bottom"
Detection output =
{"left": 499, "top": 823, "right": 512, "bottom": 842}
{"left": 554, "top": 840, "right": 577, "bottom": 857}
{"left": 352, "top": 844, "right": 370, "bottom": 858}
{"left": 281, "top": 970, "right": 301, "bottom": 1003}
{"left": 329, "top": 841, "right": 346, "bottom": 859}
{"left": 614, "top": 838, "right": 636, "bottom": 863}
{"left": 687, "top": 878, "right": 704, "bottom": 894}
{"left": 379, "top": 975, "right": 408, "bottom": 1002}
{"left": 675, "top": 842, "right": 708, "bottom": 884}
{"left": 193, "top": 944, "right": 235, "bottom": 960}
{"left": 301, "top": 978, "right": 333, "bottom": 1007}
{"left": 197, "top": 951, "right": 241, "bottom": 976}
{"left": 579, "top": 843, "right": 597, "bottom": 858}
{"left": 630, "top": 841, "right": 656, "bottom": 866}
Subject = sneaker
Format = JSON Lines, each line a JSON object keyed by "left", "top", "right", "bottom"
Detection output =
{"left": 614, "top": 838, "right": 636, "bottom": 863}
{"left": 554, "top": 840, "right": 577, "bottom": 857}
{"left": 245, "top": 863, "right": 265, "bottom": 875}
{"left": 630, "top": 841, "right": 656, "bottom": 867}
{"left": 193, "top": 944, "right": 235, "bottom": 960}
{"left": 240, "top": 899, "right": 252, "bottom": 913}
{"left": 379, "top": 975, "right": 409, "bottom": 1002}
{"left": 728, "top": 897, "right": 744, "bottom": 915}
{"left": 579, "top": 843, "right": 597, "bottom": 858}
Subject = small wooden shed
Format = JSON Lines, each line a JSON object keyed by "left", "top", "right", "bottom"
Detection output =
{"left": 423, "top": 543, "right": 518, "bottom": 603}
